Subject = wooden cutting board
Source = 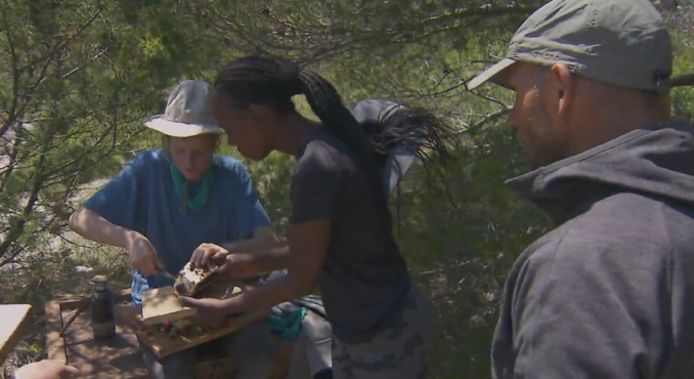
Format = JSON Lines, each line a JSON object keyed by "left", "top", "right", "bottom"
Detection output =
{"left": 137, "top": 308, "right": 269, "bottom": 358}
{"left": 141, "top": 287, "right": 196, "bottom": 326}
{"left": 139, "top": 285, "right": 268, "bottom": 358}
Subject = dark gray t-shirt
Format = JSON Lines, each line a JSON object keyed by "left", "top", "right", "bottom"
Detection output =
{"left": 290, "top": 130, "right": 410, "bottom": 343}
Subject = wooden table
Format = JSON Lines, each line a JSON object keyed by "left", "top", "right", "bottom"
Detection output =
{"left": 45, "top": 290, "right": 151, "bottom": 379}
{"left": 0, "top": 304, "right": 33, "bottom": 364}
{"left": 45, "top": 289, "right": 280, "bottom": 379}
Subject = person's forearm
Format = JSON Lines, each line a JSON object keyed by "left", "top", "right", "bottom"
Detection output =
{"left": 246, "top": 245, "right": 290, "bottom": 275}
{"left": 220, "top": 226, "right": 279, "bottom": 253}
{"left": 221, "top": 236, "right": 276, "bottom": 253}
{"left": 219, "top": 220, "right": 327, "bottom": 315}
{"left": 68, "top": 207, "right": 135, "bottom": 248}
{"left": 219, "top": 245, "right": 290, "bottom": 278}
{"left": 219, "top": 227, "right": 288, "bottom": 276}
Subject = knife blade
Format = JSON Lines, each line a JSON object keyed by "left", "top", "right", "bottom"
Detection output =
{"left": 157, "top": 268, "right": 177, "bottom": 282}
{"left": 154, "top": 257, "right": 178, "bottom": 282}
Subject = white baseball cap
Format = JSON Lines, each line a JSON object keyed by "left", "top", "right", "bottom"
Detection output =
{"left": 145, "top": 80, "right": 224, "bottom": 137}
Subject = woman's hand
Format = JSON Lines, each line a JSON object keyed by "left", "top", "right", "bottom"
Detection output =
{"left": 191, "top": 243, "right": 258, "bottom": 278}
{"left": 14, "top": 360, "right": 79, "bottom": 379}
{"left": 178, "top": 296, "right": 238, "bottom": 327}
{"left": 125, "top": 231, "right": 159, "bottom": 276}
{"left": 191, "top": 243, "right": 230, "bottom": 268}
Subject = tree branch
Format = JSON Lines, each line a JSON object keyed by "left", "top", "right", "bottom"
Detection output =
{"left": 0, "top": 2, "right": 21, "bottom": 139}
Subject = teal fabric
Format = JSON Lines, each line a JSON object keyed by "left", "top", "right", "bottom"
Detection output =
{"left": 169, "top": 162, "right": 214, "bottom": 210}
{"left": 264, "top": 307, "right": 307, "bottom": 341}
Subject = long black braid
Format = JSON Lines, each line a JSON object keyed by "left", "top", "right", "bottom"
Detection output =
{"left": 214, "top": 56, "right": 390, "bottom": 209}
{"left": 355, "top": 101, "right": 454, "bottom": 173}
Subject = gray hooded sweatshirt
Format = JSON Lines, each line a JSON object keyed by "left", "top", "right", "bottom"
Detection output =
{"left": 492, "top": 124, "right": 694, "bottom": 379}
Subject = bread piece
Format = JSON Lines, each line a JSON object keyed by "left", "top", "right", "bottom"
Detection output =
{"left": 141, "top": 287, "right": 196, "bottom": 326}
{"left": 173, "top": 262, "right": 219, "bottom": 297}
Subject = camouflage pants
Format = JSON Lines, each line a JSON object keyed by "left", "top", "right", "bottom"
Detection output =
{"left": 332, "top": 287, "right": 434, "bottom": 379}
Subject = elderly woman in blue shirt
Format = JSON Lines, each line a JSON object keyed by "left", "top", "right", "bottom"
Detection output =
{"left": 68, "top": 80, "right": 279, "bottom": 379}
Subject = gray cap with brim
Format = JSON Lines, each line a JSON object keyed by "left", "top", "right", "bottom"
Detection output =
{"left": 467, "top": 0, "right": 673, "bottom": 91}
{"left": 145, "top": 80, "right": 224, "bottom": 138}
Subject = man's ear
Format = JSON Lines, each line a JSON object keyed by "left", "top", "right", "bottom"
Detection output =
{"left": 549, "top": 63, "right": 573, "bottom": 117}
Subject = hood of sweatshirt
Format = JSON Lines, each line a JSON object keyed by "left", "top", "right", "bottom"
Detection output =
{"left": 507, "top": 123, "right": 694, "bottom": 224}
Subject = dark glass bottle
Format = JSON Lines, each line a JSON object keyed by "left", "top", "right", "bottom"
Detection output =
{"left": 91, "top": 275, "right": 115, "bottom": 339}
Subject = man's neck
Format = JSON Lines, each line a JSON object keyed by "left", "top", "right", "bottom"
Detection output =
{"left": 569, "top": 84, "right": 670, "bottom": 155}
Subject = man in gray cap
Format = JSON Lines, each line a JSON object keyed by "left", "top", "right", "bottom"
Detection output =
{"left": 468, "top": 0, "right": 694, "bottom": 377}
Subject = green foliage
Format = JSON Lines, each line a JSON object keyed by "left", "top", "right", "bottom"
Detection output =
{"left": 392, "top": 122, "right": 548, "bottom": 376}
{"left": 242, "top": 151, "right": 296, "bottom": 232}
{"left": 669, "top": 3, "right": 694, "bottom": 122}
{"left": 0, "top": 0, "right": 216, "bottom": 266}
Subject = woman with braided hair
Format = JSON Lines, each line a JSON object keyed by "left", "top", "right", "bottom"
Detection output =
{"left": 181, "top": 56, "right": 449, "bottom": 379}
